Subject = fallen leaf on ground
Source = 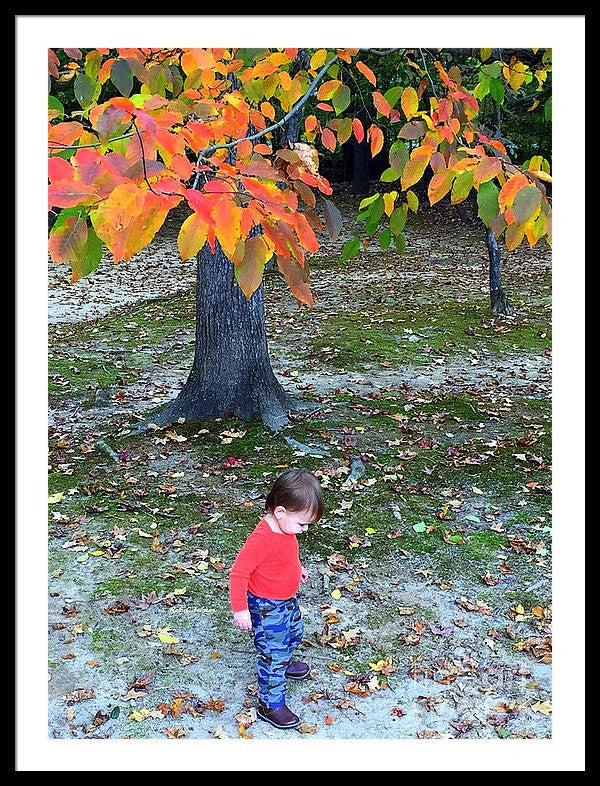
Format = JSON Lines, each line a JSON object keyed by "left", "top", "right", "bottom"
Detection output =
{"left": 162, "top": 726, "right": 187, "bottom": 738}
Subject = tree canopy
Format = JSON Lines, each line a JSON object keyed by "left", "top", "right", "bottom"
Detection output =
{"left": 48, "top": 47, "right": 552, "bottom": 299}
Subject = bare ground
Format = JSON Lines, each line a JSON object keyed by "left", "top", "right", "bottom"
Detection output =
{"left": 48, "top": 188, "right": 552, "bottom": 740}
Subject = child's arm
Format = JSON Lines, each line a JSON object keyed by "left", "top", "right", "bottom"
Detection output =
{"left": 229, "top": 529, "right": 270, "bottom": 623}
{"left": 233, "top": 610, "right": 252, "bottom": 630}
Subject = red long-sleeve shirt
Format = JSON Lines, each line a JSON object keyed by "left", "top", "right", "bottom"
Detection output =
{"left": 229, "top": 518, "right": 302, "bottom": 612}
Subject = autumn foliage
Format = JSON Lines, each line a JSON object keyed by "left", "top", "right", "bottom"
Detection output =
{"left": 48, "top": 48, "right": 551, "bottom": 299}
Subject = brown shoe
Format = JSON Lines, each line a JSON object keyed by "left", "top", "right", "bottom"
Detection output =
{"left": 285, "top": 660, "right": 310, "bottom": 680}
{"left": 257, "top": 702, "right": 301, "bottom": 729}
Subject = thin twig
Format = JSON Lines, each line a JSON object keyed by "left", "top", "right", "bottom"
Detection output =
{"left": 131, "top": 117, "right": 160, "bottom": 196}
{"left": 420, "top": 48, "right": 438, "bottom": 99}
{"left": 48, "top": 130, "right": 139, "bottom": 150}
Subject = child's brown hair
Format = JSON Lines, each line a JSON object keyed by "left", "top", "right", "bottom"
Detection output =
{"left": 265, "top": 468, "right": 323, "bottom": 522}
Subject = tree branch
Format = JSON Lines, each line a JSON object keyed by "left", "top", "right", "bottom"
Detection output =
{"left": 192, "top": 53, "right": 340, "bottom": 188}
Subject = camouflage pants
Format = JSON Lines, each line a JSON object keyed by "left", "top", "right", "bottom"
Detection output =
{"left": 247, "top": 592, "right": 304, "bottom": 708}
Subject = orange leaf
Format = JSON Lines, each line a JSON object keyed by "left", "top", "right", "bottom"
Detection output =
{"left": 48, "top": 216, "right": 87, "bottom": 264}
{"left": 373, "top": 92, "right": 391, "bottom": 118}
{"left": 325, "top": 715, "right": 334, "bottom": 725}
{"left": 473, "top": 157, "right": 502, "bottom": 187}
{"left": 279, "top": 71, "right": 292, "bottom": 91}
{"left": 91, "top": 184, "right": 170, "bottom": 263}
{"left": 367, "top": 125, "right": 384, "bottom": 157}
{"left": 317, "top": 80, "right": 342, "bottom": 101}
{"left": 236, "top": 139, "right": 253, "bottom": 160}
{"left": 401, "top": 149, "right": 432, "bottom": 190}
{"left": 261, "top": 101, "right": 275, "bottom": 121}
{"left": 498, "top": 173, "right": 530, "bottom": 212}
{"left": 321, "top": 128, "right": 336, "bottom": 152}
{"left": 305, "top": 115, "right": 319, "bottom": 133}
{"left": 350, "top": 119, "right": 363, "bottom": 144}
{"left": 428, "top": 170, "right": 455, "bottom": 205}
{"left": 277, "top": 257, "right": 313, "bottom": 306}
{"left": 356, "top": 61, "right": 376, "bottom": 86}
{"left": 316, "top": 102, "right": 334, "bottom": 112}
{"left": 211, "top": 197, "right": 244, "bottom": 259}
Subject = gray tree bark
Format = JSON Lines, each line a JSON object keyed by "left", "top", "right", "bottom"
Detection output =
{"left": 148, "top": 240, "right": 296, "bottom": 431}
{"left": 486, "top": 228, "right": 514, "bottom": 315}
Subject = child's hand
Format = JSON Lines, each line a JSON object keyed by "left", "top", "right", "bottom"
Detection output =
{"left": 301, "top": 566, "right": 309, "bottom": 582}
{"left": 233, "top": 610, "right": 252, "bottom": 630}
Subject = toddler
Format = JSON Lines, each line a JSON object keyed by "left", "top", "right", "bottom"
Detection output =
{"left": 229, "top": 468, "right": 323, "bottom": 729}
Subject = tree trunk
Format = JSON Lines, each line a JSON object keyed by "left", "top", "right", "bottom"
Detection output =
{"left": 147, "top": 241, "right": 296, "bottom": 432}
{"left": 353, "top": 110, "right": 370, "bottom": 195}
{"left": 486, "top": 228, "right": 514, "bottom": 315}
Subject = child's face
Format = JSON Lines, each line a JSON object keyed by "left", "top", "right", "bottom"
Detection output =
{"left": 272, "top": 506, "right": 316, "bottom": 535}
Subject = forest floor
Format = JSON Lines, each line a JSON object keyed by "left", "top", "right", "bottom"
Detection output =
{"left": 48, "top": 186, "right": 552, "bottom": 740}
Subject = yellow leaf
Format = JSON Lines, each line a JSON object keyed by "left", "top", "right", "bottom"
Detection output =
{"left": 177, "top": 212, "right": 209, "bottom": 260}
{"left": 48, "top": 493, "right": 64, "bottom": 504}
{"left": 331, "top": 589, "right": 342, "bottom": 600}
{"left": 157, "top": 628, "right": 180, "bottom": 645}
{"left": 310, "top": 49, "right": 328, "bottom": 71}
{"left": 383, "top": 192, "right": 397, "bottom": 217}
{"left": 472, "top": 486, "right": 484, "bottom": 495}
{"left": 531, "top": 605, "right": 544, "bottom": 617}
{"left": 401, "top": 86, "right": 419, "bottom": 120}
{"left": 531, "top": 701, "right": 552, "bottom": 715}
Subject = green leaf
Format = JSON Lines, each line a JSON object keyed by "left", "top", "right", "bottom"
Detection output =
{"left": 384, "top": 86, "right": 404, "bottom": 109}
{"left": 110, "top": 706, "right": 121, "bottom": 719}
{"left": 389, "top": 140, "right": 409, "bottom": 174}
{"left": 496, "top": 727, "right": 512, "bottom": 739}
{"left": 341, "top": 237, "right": 361, "bottom": 262}
{"left": 74, "top": 73, "right": 96, "bottom": 109}
{"left": 544, "top": 97, "right": 552, "bottom": 121}
{"left": 368, "top": 195, "right": 385, "bottom": 224}
{"left": 481, "top": 61, "right": 502, "bottom": 79}
{"left": 489, "top": 78, "right": 505, "bottom": 105}
{"left": 111, "top": 59, "right": 133, "bottom": 98}
{"left": 244, "top": 78, "right": 265, "bottom": 104}
{"left": 393, "top": 233, "right": 406, "bottom": 253}
{"left": 379, "top": 229, "right": 391, "bottom": 249}
{"left": 48, "top": 95, "right": 64, "bottom": 119}
{"left": 85, "top": 50, "right": 103, "bottom": 81}
{"left": 451, "top": 169, "right": 474, "bottom": 204}
{"left": 129, "top": 94, "right": 146, "bottom": 109}
{"left": 51, "top": 206, "right": 86, "bottom": 232}
{"left": 477, "top": 181, "right": 499, "bottom": 228}
{"left": 237, "top": 49, "right": 268, "bottom": 66}
{"left": 473, "top": 76, "right": 490, "bottom": 100}
{"left": 380, "top": 167, "right": 401, "bottom": 183}
{"left": 390, "top": 206, "right": 407, "bottom": 235}
{"left": 413, "top": 521, "right": 426, "bottom": 533}
{"left": 332, "top": 84, "right": 351, "bottom": 115}
{"left": 406, "top": 190, "right": 419, "bottom": 212}
{"left": 358, "top": 194, "right": 380, "bottom": 211}
{"left": 512, "top": 186, "right": 542, "bottom": 223}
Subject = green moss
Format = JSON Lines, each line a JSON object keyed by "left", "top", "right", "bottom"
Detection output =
{"left": 463, "top": 531, "right": 508, "bottom": 560}
{"left": 310, "top": 297, "right": 551, "bottom": 370}
{"left": 90, "top": 628, "right": 123, "bottom": 654}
